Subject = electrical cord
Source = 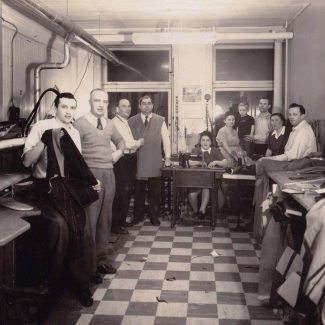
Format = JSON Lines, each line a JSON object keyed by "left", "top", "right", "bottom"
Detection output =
{"left": 74, "top": 51, "right": 93, "bottom": 95}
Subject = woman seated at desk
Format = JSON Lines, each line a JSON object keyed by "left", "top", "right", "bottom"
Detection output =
{"left": 188, "top": 131, "right": 227, "bottom": 219}
{"left": 216, "top": 111, "right": 248, "bottom": 167}
{"left": 264, "top": 113, "right": 291, "bottom": 157}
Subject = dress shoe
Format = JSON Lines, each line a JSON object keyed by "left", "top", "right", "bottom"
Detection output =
{"left": 150, "top": 218, "right": 161, "bottom": 226}
{"left": 76, "top": 288, "right": 93, "bottom": 307}
{"left": 90, "top": 272, "right": 102, "bottom": 284}
{"left": 133, "top": 219, "right": 143, "bottom": 225}
{"left": 196, "top": 211, "right": 206, "bottom": 220}
{"left": 111, "top": 227, "right": 129, "bottom": 235}
{"left": 97, "top": 264, "right": 117, "bottom": 274}
{"left": 123, "top": 221, "right": 134, "bottom": 227}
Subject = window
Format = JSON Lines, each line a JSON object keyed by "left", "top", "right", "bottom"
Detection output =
{"left": 215, "top": 48, "right": 274, "bottom": 81}
{"left": 106, "top": 49, "right": 170, "bottom": 82}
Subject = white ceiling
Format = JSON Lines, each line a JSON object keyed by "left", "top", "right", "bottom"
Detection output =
{"left": 38, "top": 0, "right": 311, "bottom": 39}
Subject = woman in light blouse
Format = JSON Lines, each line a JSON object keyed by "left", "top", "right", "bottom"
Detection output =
{"left": 216, "top": 111, "right": 246, "bottom": 167}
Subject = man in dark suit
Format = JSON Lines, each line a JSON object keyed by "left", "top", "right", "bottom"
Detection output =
{"left": 128, "top": 96, "right": 171, "bottom": 226}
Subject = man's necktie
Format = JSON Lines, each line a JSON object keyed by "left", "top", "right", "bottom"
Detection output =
{"left": 144, "top": 116, "right": 149, "bottom": 127}
{"left": 97, "top": 118, "right": 103, "bottom": 130}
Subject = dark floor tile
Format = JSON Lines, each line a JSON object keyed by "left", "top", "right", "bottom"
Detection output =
{"left": 124, "top": 254, "right": 146, "bottom": 262}
{"left": 138, "top": 231, "right": 158, "bottom": 236}
{"left": 175, "top": 231, "right": 193, "bottom": 237}
{"left": 234, "top": 250, "right": 257, "bottom": 257}
{"left": 248, "top": 305, "right": 283, "bottom": 320}
{"left": 89, "top": 315, "right": 123, "bottom": 325}
{"left": 213, "top": 256, "right": 237, "bottom": 264}
{"left": 135, "top": 279, "right": 163, "bottom": 290}
{"left": 126, "top": 235, "right": 137, "bottom": 241}
{"left": 189, "top": 280, "right": 216, "bottom": 292}
{"left": 172, "top": 242, "right": 193, "bottom": 249}
{"left": 193, "top": 237, "right": 212, "bottom": 243}
{"left": 190, "top": 263, "right": 214, "bottom": 272}
{"left": 213, "top": 243, "right": 233, "bottom": 249}
{"left": 102, "top": 289, "right": 134, "bottom": 301}
{"left": 118, "top": 247, "right": 130, "bottom": 254}
{"left": 219, "top": 320, "right": 251, "bottom": 325}
{"left": 211, "top": 232, "right": 231, "bottom": 238}
{"left": 168, "top": 255, "right": 192, "bottom": 263}
{"left": 114, "top": 270, "right": 142, "bottom": 279}
{"left": 132, "top": 241, "right": 153, "bottom": 248}
{"left": 231, "top": 238, "right": 252, "bottom": 244}
{"left": 187, "top": 303, "right": 218, "bottom": 318}
{"left": 125, "top": 301, "right": 158, "bottom": 316}
{"left": 154, "top": 316, "right": 187, "bottom": 325}
{"left": 192, "top": 248, "right": 213, "bottom": 256}
{"left": 149, "top": 248, "right": 172, "bottom": 255}
{"left": 143, "top": 262, "right": 168, "bottom": 270}
{"left": 160, "top": 290, "right": 188, "bottom": 303}
{"left": 215, "top": 272, "right": 241, "bottom": 282}
{"left": 155, "top": 236, "right": 174, "bottom": 242}
{"left": 217, "top": 292, "right": 246, "bottom": 305}
{"left": 165, "top": 270, "right": 190, "bottom": 280}
{"left": 238, "top": 264, "right": 259, "bottom": 273}
{"left": 242, "top": 282, "right": 258, "bottom": 293}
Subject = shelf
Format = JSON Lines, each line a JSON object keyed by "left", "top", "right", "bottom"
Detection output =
{"left": 0, "top": 172, "right": 30, "bottom": 192}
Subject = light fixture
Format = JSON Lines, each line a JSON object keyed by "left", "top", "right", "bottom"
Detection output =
{"left": 132, "top": 32, "right": 217, "bottom": 45}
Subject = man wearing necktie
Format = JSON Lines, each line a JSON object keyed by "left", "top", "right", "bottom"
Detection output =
{"left": 111, "top": 99, "right": 144, "bottom": 234}
{"left": 74, "top": 89, "right": 126, "bottom": 285}
{"left": 128, "top": 95, "right": 171, "bottom": 226}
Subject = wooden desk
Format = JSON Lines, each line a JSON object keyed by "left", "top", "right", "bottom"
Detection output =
{"left": 267, "top": 171, "right": 324, "bottom": 211}
{"left": 222, "top": 173, "right": 256, "bottom": 230}
{"left": 0, "top": 203, "right": 41, "bottom": 288}
{"left": 162, "top": 167, "right": 225, "bottom": 229}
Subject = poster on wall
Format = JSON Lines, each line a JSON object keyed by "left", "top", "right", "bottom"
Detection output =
{"left": 182, "top": 86, "right": 202, "bottom": 103}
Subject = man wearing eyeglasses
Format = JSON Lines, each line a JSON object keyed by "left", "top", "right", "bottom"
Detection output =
{"left": 128, "top": 95, "right": 171, "bottom": 226}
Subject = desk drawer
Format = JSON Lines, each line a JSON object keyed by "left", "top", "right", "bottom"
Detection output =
{"left": 173, "top": 170, "right": 214, "bottom": 188}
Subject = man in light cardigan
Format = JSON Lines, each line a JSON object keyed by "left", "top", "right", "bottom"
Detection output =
{"left": 74, "top": 89, "right": 125, "bottom": 285}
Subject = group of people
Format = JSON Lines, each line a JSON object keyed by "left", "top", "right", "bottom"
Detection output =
{"left": 22, "top": 89, "right": 171, "bottom": 307}
{"left": 22, "top": 89, "right": 317, "bottom": 308}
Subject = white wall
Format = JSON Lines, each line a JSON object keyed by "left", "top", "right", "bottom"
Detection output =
{"left": 172, "top": 44, "right": 213, "bottom": 153}
{"left": 287, "top": 0, "right": 325, "bottom": 121}
{"left": 1, "top": 3, "right": 79, "bottom": 121}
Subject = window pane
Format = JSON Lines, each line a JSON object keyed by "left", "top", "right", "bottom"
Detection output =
{"left": 215, "top": 49, "right": 274, "bottom": 81}
{"left": 214, "top": 90, "right": 274, "bottom": 117}
{"left": 107, "top": 50, "right": 170, "bottom": 82}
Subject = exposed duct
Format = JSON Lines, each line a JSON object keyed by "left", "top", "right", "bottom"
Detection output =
{"left": 8, "top": 0, "right": 150, "bottom": 89}
{"left": 34, "top": 32, "right": 74, "bottom": 121}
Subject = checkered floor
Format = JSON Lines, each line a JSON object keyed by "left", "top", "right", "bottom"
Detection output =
{"left": 75, "top": 215, "right": 290, "bottom": 325}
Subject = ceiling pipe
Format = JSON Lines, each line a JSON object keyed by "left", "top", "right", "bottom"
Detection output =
{"left": 34, "top": 32, "right": 74, "bottom": 121}
{"left": 8, "top": 0, "right": 150, "bottom": 79}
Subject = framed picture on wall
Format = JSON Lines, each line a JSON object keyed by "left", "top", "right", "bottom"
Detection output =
{"left": 182, "top": 86, "right": 202, "bottom": 103}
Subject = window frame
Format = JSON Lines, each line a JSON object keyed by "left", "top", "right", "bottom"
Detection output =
{"left": 103, "top": 46, "right": 172, "bottom": 87}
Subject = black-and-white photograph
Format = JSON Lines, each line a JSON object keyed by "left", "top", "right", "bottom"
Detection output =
{"left": 0, "top": 1, "right": 325, "bottom": 324}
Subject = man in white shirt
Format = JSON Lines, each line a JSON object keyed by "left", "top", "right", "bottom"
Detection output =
{"left": 245, "top": 97, "right": 271, "bottom": 156}
{"left": 265, "top": 103, "right": 317, "bottom": 161}
{"left": 111, "top": 99, "right": 144, "bottom": 234}
{"left": 23, "top": 92, "right": 97, "bottom": 307}
{"left": 128, "top": 95, "right": 171, "bottom": 226}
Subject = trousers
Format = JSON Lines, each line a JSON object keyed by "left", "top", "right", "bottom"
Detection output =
{"left": 134, "top": 177, "right": 162, "bottom": 221}
{"left": 112, "top": 153, "right": 137, "bottom": 228}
